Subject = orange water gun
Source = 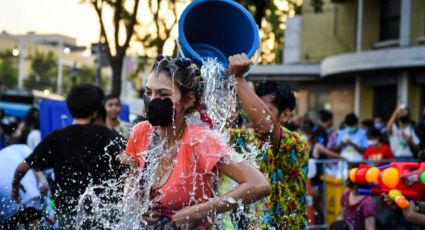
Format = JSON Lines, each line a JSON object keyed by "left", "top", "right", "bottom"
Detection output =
{"left": 349, "top": 162, "right": 425, "bottom": 208}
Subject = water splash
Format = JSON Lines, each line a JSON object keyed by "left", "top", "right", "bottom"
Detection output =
{"left": 75, "top": 130, "right": 168, "bottom": 229}
{"left": 201, "top": 58, "right": 237, "bottom": 132}
{"left": 71, "top": 58, "right": 269, "bottom": 229}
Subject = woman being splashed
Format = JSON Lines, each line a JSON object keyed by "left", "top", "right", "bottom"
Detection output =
{"left": 124, "top": 55, "right": 271, "bottom": 229}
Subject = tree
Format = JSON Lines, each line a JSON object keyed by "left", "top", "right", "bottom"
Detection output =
{"left": 137, "top": 0, "right": 188, "bottom": 58}
{"left": 62, "top": 65, "right": 108, "bottom": 93}
{"left": 25, "top": 51, "right": 57, "bottom": 91}
{"left": 87, "top": 0, "right": 140, "bottom": 96}
{"left": 238, "top": 0, "right": 302, "bottom": 64}
{"left": 0, "top": 50, "right": 18, "bottom": 89}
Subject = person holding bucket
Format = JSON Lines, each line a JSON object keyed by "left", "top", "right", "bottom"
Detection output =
{"left": 124, "top": 56, "right": 271, "bottom": 229}
{"left": 227, "top": 53, "right": 309, "bottom": 229}
{"left": 177, "top": 0, "right": 307, "bottom": 227}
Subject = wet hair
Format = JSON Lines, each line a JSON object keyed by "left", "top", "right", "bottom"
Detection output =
{"left": 318, "top": 109, "right": 333, "bottom": 122}
{"left": 368, "top": 128, "right": 381, "bottom": 139}
{"left": 344, "top": 113, "right": 358, "bottom": 127}
{"left": 255, "top": 81, "right": 296, "bottom": 114}
{"left": 66, "top": 84, "right": 105, "bottom": 119}
{"left": 151, "top": 55, "right": 204, "bottom": 114}
{"left": 105, "top": 94, "right": 121, "bottom": 105}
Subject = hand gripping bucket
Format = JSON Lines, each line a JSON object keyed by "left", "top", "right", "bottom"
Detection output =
{"left": 178, "top": 0, "right": 260, "bottom": 68}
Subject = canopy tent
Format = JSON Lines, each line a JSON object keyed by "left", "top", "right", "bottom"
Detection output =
{"left": 0, "top": 101, "right": 32, "bottom": 118}
{"left": 39, "top": 99, "right": 130, "bottom": 138}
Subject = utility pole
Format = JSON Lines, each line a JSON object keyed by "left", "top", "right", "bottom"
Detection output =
{"left": 57, "top": 40, "right": 64, "bottom": 95}
{"left": 17, "top": 39, "right": 26, "bottom": 90}
{"left": 71, "top": 62, "right": 78, "bottom": 86}
{"left": 95, "top": 33, "right": 102, "bottom": 87}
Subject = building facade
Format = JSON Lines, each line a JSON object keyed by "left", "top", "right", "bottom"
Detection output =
{"left": 0, "top": 31, "right": 92, "bottom": 95}
{"left": 250, "top": 0, "right": 425, "bottom": 125}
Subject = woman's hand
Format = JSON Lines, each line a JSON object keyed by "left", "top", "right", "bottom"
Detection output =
{"left": 172, "top": 206, "right": 203, "bottom": 229}
{"left": 228, "top": 53, "right": 251, "bottom": 78}
{"left": 118, "top": 151, "right": 138, "bottom": 168}
{"left": 11, "top": 183, "right": 25, "bottom": 203}
{"left": 142, "top": 210, "right": 162, "bottom": 225}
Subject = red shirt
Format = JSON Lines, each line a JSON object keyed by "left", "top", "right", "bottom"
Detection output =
{"left": 126, "top": 121, "right": 229, "bottom": 210}
{"left": 362, "top": 144, "right": 394, "bottom": 162}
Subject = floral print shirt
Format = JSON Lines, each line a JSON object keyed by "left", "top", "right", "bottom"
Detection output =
{"left": 228, "top": 126, "right": 309, "bottom": 229}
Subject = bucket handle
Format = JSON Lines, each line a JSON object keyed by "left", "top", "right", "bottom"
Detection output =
{"left": 177, "top": 40, "right": 186, "bottom": 59}
{"left": 176, "top": 39, "right": 261, "bottom": 77}
{"left": 243, "top": 43, "right": 261, "bottom": 78}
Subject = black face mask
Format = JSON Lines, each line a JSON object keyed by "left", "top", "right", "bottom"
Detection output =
{"left": 147, "top": 98, "right": 174, "bottom": 127}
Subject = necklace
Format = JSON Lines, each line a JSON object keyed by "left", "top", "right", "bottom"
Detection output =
{"left": 153, "top": 123, "right": 187, "bottom": 189}
{"left": 175, "top": 123, "right": 186, "bottom": 141}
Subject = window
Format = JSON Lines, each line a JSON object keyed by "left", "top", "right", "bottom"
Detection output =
{"left": 379, "top": 0, "right": 401, "bottom": 41}
{"left": 373, "top": 85, "right": 397, "bottom": 122}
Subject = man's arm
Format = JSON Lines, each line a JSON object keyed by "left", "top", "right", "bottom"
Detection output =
{"left": 11, "top": 161, "right": 31, "bottom": 203}
{"left": 229, "top": 54, "right": 281, "bottom": 148}
{"left": 313, "top": 143, "right": 344, "bottom": 159}
{"left": 406, "top": 131, "right": 420, "bottom": 155}
{"left": 346, "top": 140, "right": 366, "bottom": 153}
{"left": 364, "top": 216, "right": 375, "bottom": 230}
{"left": 402, "top": 201, "right": 425, "bottom": 227}
{"left": 34, "top": 171, "right": 49, "bottom": 197}
{"left": 386, "top": 107, "right": 401, "bottom": 136}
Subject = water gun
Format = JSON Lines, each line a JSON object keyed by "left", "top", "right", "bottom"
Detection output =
{"left": 349, "top": 162, "right": 425, "bottom": 209}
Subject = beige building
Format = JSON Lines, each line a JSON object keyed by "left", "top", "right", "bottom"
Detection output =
{"left": 0, "top": 31, "right": 94, "bottom": 95}
{"left": 249, "top": 0, "right": 425, "bottom": 125}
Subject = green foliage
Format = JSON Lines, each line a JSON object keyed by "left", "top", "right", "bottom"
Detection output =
{"left": 237, "top": 0, "right": 303, "bottom": 64}
{"left": 84, "top": 0, "right": 140, "bottom": 96}
{"left": 25, "top": 51, "right": 57, "bottom": 91}
{"left": 0, "top": 50, "right": 18, "bottom": 88}
{"left": 62, "top": 65, "right": 108, "bottom": 94}
{"left": 137, "top": 0, "right": 183, "bottom": 58}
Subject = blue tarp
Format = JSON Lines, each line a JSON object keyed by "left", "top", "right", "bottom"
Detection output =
{"left": 39, "top": 99, "right": 130, "bottom": 138}
{"left": 0, "top": 101, "right": 32, "bottom": 118}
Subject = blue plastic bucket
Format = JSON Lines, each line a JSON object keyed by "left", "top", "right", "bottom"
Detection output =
{"left": 178, "top": 0, "right": 259, "bottom": 67}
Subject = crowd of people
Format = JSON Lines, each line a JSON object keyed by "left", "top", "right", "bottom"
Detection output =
{"left": 288, "top": 105, "right": 425, "bottom": 229}
{"left": 294, "top": 105, "right": 425, "bottom": 164}
{"left": 0, "top": 52, "right": 425, "bottom": 230}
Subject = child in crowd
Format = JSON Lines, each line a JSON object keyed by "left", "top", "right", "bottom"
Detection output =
{"left": 337, "top": 113, "right": 368, "bottom": 162}
{"left": 362, "top": 128, "right": 394, "bottom": 165}
{"left": 339, "top": 179, "right": 376, "bottom": 230}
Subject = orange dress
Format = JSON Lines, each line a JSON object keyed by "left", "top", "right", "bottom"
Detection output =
{"left": 126, "top": 121, "right": 231, "bottom": 212}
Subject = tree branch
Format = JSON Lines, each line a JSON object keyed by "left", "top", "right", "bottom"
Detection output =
{"left": 165, "top": 0, "right": 178, "bottom": 37}
{"left": 150, "top": 0, "right": 161, "bottom": 41}
{"left": 120, "top": 0, "right": 140, "bottom": 58}
{"left": 92, "top": 0, "right": 113, "bottom": 61}
{"left": 114, "top": 0, "right": 123, "bottom": 50}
